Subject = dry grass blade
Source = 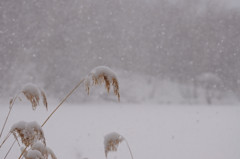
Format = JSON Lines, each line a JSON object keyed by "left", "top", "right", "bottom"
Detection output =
{"left": 104, "top": 132, "right": 124, "bottom": 158}
{"left": 40, "top": 89, "right": 48, "bottom": 110}
{"left": 85, "top": 66, "right": 120, "bottom": 101}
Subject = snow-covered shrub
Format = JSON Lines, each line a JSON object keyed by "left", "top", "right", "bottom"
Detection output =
{"left": 197, "top": 73, "right": 224, "bottom": 104}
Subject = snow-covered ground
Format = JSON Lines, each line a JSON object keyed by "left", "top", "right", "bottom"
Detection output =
{"left": 0, "top": 102, "right": 240, "bottom": 159}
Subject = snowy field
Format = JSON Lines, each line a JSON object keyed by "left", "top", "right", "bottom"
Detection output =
{"left": 0, "top": 102, "right": 240, "bottom": 159}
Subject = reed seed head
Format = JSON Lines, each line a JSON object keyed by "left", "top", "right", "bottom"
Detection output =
{"left": 85, "top": 66, "right": 120, "bottom": 101}
{"left": 11, "top": 121, "right": 46, "bottom": 147}
{"left": 21, "top": 83, "right": 48, "bottom": 110}
{"left": 104, "top": 132, "right": 125, "bottom": 158}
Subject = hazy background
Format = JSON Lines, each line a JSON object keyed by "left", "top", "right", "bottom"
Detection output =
{"left": 0, "top": 0, "right": 240, "bottom": 105}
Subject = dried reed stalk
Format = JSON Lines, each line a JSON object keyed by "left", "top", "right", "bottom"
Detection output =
{"left": 4, "top": 140, "right": 17, "bottom": 159}
{"left": 42, "top": 66, "right": 120, "bottom": 127}
{"left": 19, "top": 66, "right": 120, "bottom": 159}
{"left": 0, "top": 95, "right": 18, "bottom": 139}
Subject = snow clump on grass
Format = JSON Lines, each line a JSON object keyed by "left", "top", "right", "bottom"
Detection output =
{"left": 84, "top": 66, "right": 120, "bottom": 101}
{"left": 11, "top": 121, "right": 46, "bottom": 147}
{"left": 104, "top": 132, "right": 125, "bottom": 158}
{"left": 21, "top": 83, "right": 48, "bottom": 110}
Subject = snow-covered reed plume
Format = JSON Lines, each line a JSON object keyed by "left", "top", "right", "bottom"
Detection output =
{"left": 41, "top": 66, "right": 120, "bottom": 127}
{"left": 22, "top": 149, "right": 44, "bottom": 159}
{"left": 22, "top": 142, "right": 57, "bottom": 159}
{"left": 0, "top": 83, "right": 48, "bottom": 141}
{"left": 104, "top": 132, "right": 133, "bottom": 159}
{"left": 85, "top": 66, "right": 120, "bottom": 101}
{"left": 10, "top": 122, "right": 57, "bottom": 159}
{"left": 11, "top": 121, "right": 46, "bottom": 147}
{"left": 20, "top": 83, "right": 48, "bottom": 110}
{"left": 104, "top": 132, "right": 124, "bottom": 157}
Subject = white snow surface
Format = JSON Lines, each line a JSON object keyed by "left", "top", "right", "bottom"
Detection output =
{"left": 0, "top": 102, "right": 240, "bottom": 159}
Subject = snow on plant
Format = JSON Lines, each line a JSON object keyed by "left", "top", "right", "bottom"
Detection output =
{"left": 104, "top": 132, "right": 133, "bottom": 159}
{"left": 0, "top": 66, "right": 122, "bottom": 159}
{"left": 84, "top": 66, "right": 120, "bottom": 101}
{"left": 21, "top": 83, "right": 48, "bottom": 110}
{"left": 0, "top": 83, "right": 48, "bottom": 140}
{"left": 10, "top": 122, "right": 57, "bottom": 159}
{"left": 42, "top": 66, "right": 120, "bottom": 127}
{"left": 22, "top": 149, "right": 44, "bottom": 159}
{"left": 23, "top": 141, "right": 57, "bottom": 159}
{"left": 104, "top": 132, "right": 124, "bottom": 157}
{"left": 11, "top": 121, "right": 46, "bottom": 147}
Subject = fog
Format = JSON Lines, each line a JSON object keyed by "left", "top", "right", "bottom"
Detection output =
{"left": 0, "top": 0, "right": 240, "bottom": 104}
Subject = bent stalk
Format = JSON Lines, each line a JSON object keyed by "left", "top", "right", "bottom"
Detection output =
{"left": 0, "top": 95, "right": 19, "bottom": 139}
{"left": 18, "top": 79, "right": 84, "bottom": 159}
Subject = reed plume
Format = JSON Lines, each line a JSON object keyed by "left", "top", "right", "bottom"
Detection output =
{"left": 11, "top": 121, "right": 46, "bottom": 147}
{"left": 21, "top": 83, "right": 48, "bottom": 110}
{"left": 104, "top": 132, "right": 124, "bottom": 158}
{"left": 104, "top": 132, "right": 134, "bottom": 159}
{"left": 42, "top": 66, "right": 120, "bottom": 127}
{"left": 85, "top": 66, "right": 120, "bottom": 101}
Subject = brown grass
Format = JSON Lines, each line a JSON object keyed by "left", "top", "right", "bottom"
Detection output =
{"left": 104, "top": 132, "right": 134, "bottom": 159}
{"left": 85, "top": 67, "right": 120, "bottom": 101}
{"left": 0, "top": 84, "right": 48, "bottom": 142}
{"left": 22, "top": 83, "right": 48, "bottom": 110}
{"left": 11, "top": 121, "right": 46, "bottom": 147}
{"left": 40, "top": 89, "right": 48, "bottom": 110}
{"left": 2, "top": 66, "right": 121, "bottom": 159}
{"left": 104, "top": 132, "right": 124, "bottom": 158}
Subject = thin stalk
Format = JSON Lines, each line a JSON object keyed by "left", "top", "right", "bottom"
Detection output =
{"left": 4, "top": 139, "right": 16, "bottom": 159}
{"left": 0, "top": 132, "right": 11, "bottom": 148}
{"left": 0, "top": 107, "right": 13, "bottom": 140}
{"left": 18, "top": 146, "right": 27, "bottom": 159}
{"left": 41, "top": 79, "right": 84, "bottom": 127}
{"left": 125, "top": 140, "right": 134, "bottom": 159}
{"left": 0, "top": 94, "right": 19, "bottom": 139}
{"left": 18, "top": 79, "right": 85, "bottom": 159}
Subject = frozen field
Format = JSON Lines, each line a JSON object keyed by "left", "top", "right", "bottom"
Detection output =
{"left": 0, "top": 103, "right": 240, "bottom": 159}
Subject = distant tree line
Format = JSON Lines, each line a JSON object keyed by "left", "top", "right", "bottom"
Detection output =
{"left": 0, "top": 0, "right": 240, "bottom": 99}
